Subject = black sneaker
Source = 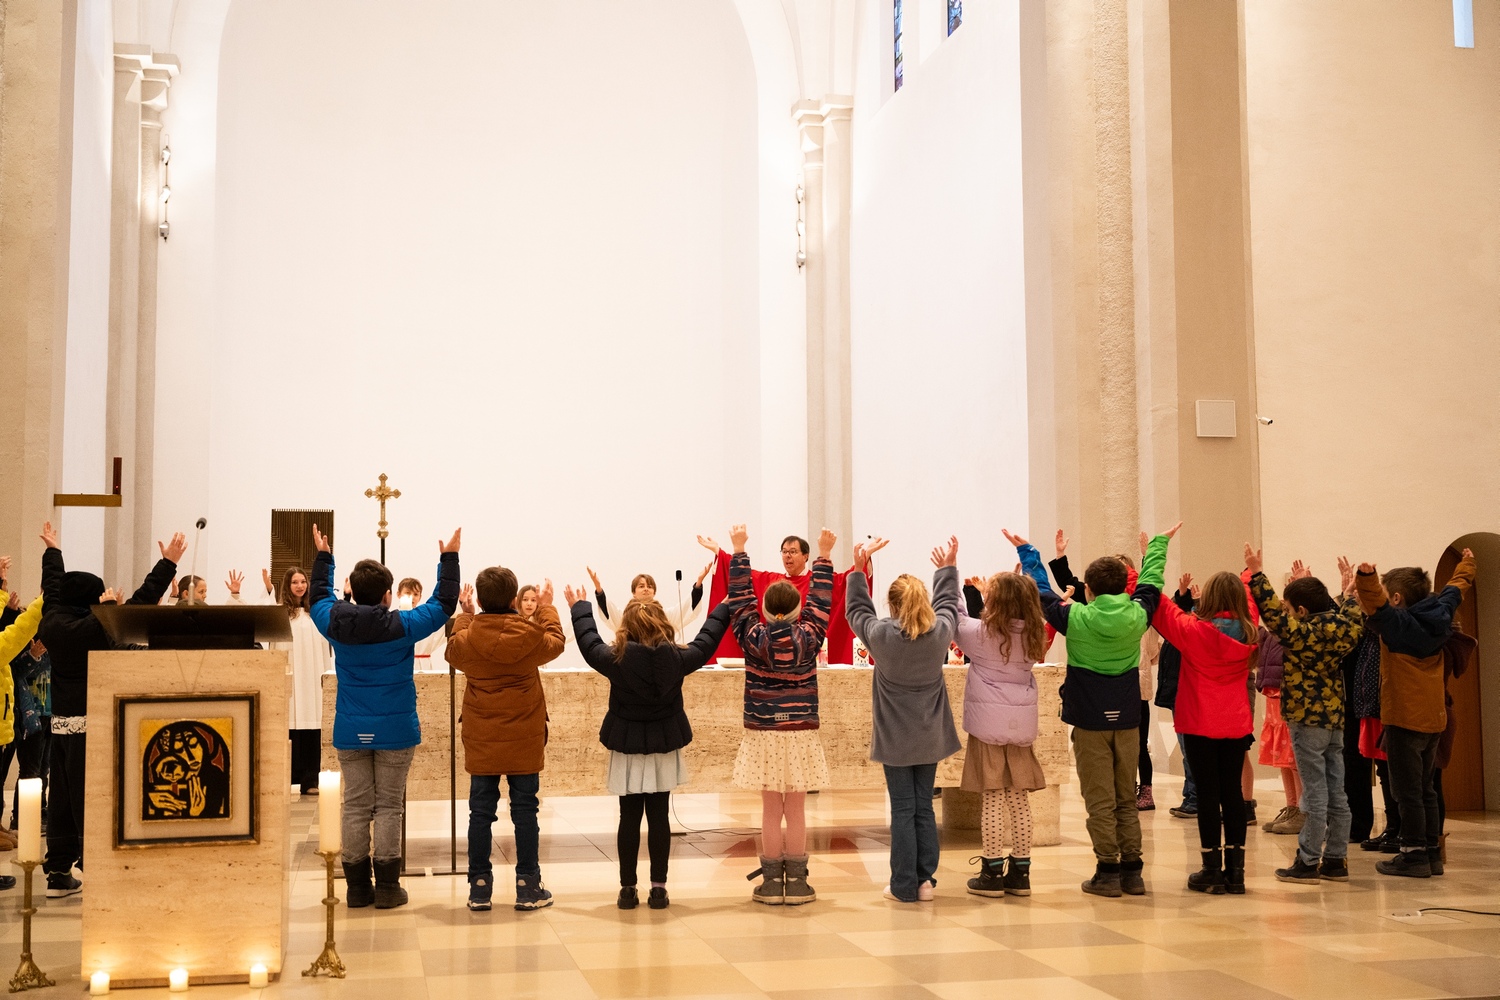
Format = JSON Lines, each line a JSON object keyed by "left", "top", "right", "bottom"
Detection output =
{"left": 648, "top": 886, "right": 670, "bottom": 909}
{"left": 1003, "top": 857, "right": 1032, "bottom": 897}
{"left": 1244, "top": 799, "right": 1258, "bottom": 826}
{"left": 1082, "top": 864, "right": 1123, "bottom": 898}
{"left": 1169, "top": 803, "right": 1198, "bottom": 819}
{"left": 617, "top": 886, "right": 639, "bottom": 910}
{"left": 1426, "top": 847, "right": 1444, "bottom": 877}
{"left": 1120, "top": 860, "right": 1145, "bottom": 896}
{"left": 1360, "top": 829, "right": 1400, "bottom": 853}
{"left": 1319, "top": 857, "right": 1350, "bottom": 882}
{"left": 966, "top": 856, "right": 1006, "bottom": 898}
{"left": 45, "top": 873, "right": 82, "bottom": 898}
{"left": 467, "top": 873, "right": 493, "bottom": 911}
{"left": 515, "top": 872, "right": 554, "bottom": 911}
{"left": 1376, "top": 849, "right": 1431, "bottom": 878}
{"left": 1275, "top": 856, "right": 1322, "bottom": 885}
{"left": 0, "top": 875, "right": 14, "bottom": 891}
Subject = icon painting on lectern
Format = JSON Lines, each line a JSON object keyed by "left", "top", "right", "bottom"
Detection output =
{"left": 140, "top": 719, "right": 232, "bottom": 822}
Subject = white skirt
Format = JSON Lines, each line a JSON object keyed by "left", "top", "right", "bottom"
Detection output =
{"left": 732, "top": 729, "right": 830, "bottom": 792}
{"left": 606, "top": 750, "right": 688, "bottom": 795}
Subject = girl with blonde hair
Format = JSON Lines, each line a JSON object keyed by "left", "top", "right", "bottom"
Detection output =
{"left": 956, "top": 530, "right": 1056, "bottom": 897}
{"left": 847, "top": 536, "right": 962, "bottom": 903}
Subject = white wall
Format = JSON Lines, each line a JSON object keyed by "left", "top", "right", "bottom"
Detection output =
{"left": 167, "top": 0, "right": 759, "bottom": 651}
{"left": 57, "top": 0, "right": 117, "bottom": 571}
{"left": 849, "top": 1, "right": 1030, "bottom": 584}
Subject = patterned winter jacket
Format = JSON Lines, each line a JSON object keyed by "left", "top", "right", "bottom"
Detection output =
{"left": 1248, "top": 573, "right": 1362, "bottom": 731}
{"left": 727, "top": 550, "right": 833, "bottom": 730}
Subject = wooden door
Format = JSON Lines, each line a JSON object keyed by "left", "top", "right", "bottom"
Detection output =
{"left": 1435, "top": 546, "right": 1484, "bottom": 811}
{"left": 269, "top": 510, "right": 333, "bottom": 602}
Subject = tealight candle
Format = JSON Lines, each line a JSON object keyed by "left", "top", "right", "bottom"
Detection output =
{"left": 89, "top": 971, "right": 110, "bottom": 995}
{"left": 17, "top": 779, "right": 41, "bottom": 864}
{"left": 317, "top": 771, "right": 341, "bottom": 853}
{"left": 248, "top": 964, "right": 269, "bottom": 989}
{"left": 168, "top": 968, "right": 188, "bottom": 992}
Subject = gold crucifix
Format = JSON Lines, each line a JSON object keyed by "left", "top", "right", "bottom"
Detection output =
{"left": 365, "top": 473, "right": 401, "bottom": 541}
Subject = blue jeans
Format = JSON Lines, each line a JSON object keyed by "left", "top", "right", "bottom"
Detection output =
{"left": 1177, "top": 733, "right": 1198, "bottom": 809}
{"left": 883, "top": 763, "right": 939, "bottom": 901}
{"left": 1288, "top": 723, "right": 1350, "bottom": 864}
{"left": 468, "top": 773, "right": 541, "bottom": 880}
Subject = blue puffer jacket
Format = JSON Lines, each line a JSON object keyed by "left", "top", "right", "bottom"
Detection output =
{"left": 310, "top": 550, "right": 459, "bottom": 750}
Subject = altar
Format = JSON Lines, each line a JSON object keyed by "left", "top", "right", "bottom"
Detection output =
{"left": 322, "top": 664, "right": 1069, "bottom": 845}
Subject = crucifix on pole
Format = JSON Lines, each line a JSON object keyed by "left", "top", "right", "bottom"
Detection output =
{"left": 364, "top": 473, "right": 401, "bottom": 566}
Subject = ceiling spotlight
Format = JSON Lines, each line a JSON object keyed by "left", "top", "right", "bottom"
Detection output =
{"left": 161, "top": 145, "right": 172, "bottom": 166}
{"left": 159, "top": 184, "right": 172, "bottom": 204}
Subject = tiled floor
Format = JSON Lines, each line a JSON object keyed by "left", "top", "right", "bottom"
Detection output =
{"left": 4, "top": 776, "right": 1498, "bottom": 999}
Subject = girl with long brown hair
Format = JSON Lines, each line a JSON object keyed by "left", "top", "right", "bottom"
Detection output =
{"left": 565, "top": 584, "right": 731, "bottom": 910}
{"left": 1150, "top": 539, "right": 1259, "bottom": 895}
{"left": 955, "top": 530, "right": 1057, "bottom": 898}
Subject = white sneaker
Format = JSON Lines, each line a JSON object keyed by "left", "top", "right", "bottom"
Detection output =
{"left": 882, "top": 884, "right": 929, "bottom": 902}
{"left": 918, "top": 880, "right": 935, "bottom": 901}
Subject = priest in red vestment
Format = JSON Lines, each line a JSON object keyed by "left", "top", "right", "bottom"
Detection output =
{"left": 699, "top": 531, "right": 886, "bottom": 665}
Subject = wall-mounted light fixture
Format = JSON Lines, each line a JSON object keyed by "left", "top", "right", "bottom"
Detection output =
{"left": 158, "top": 136, "right": 172, "bottom": 241}
{"left": 795, "top": 183, "right": 807, "bottom": 269}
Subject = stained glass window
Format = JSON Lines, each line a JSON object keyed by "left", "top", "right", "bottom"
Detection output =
{"left": 894, "top": 0, "right": 904, "bottom": 91}
{"left": 948, "top": 0, "right": 962, "bottom": 35}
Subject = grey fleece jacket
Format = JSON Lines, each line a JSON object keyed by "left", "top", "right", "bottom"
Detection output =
{"left": 847, "top": 566, "right": 962, "bottom": 767}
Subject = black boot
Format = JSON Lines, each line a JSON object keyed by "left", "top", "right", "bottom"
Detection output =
{"left": 1082, "top": 861, "right": 1122, "bottom": 898}
{"left": 342, "top": 858, "right": 374, "bottom": 908}
{"left": 966, "top": 856, "right": 1006, "bottom": 898}
{"left": 1120, "top": 858, "right": 1145, "bottom": 896}
{"left": 1003, "top": 857, "right": 1032, "bottom": 897}
{"left": 372, "top": 858, "right": 408, "bottom": 908}
{"left": 1187, "top": 847, "right": 1225, "bottom": 894}
{"left": 1427, "top": 845, "right": 1445, "bottom": 877}
{"left": 1223, "top": 846, "right": 1246, "bottom": 894}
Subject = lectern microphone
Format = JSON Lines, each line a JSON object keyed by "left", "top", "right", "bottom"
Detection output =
{"left": 185, "top": 517, "right": 207, "bottom": 606}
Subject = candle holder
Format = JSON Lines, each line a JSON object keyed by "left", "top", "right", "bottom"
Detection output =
{"left": 9, "top": 860, "right": 54, "bottom": 992}
{"left": 301, "top": 850, "right": 345, "bottom": 979}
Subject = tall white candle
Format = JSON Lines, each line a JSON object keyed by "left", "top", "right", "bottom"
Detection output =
{"left": 16, "top": 778, "right": 41, "bottom": 864}
{"left": 317, "top": 771, "right": 341, "bottom": 853}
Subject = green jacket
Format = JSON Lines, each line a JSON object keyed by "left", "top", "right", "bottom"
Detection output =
{"left": 1052, "top": 535, "right": 1168, "bottom": 676}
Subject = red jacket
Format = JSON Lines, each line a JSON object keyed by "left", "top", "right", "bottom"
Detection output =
{"left": 1151, "top": 600, "right": 1257, "bottom": 739}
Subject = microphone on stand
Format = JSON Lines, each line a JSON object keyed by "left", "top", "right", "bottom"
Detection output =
{"left": 185, "top": 518, "right": 207, "bottom": 606}
{"left": 674, "top": 569, "right": 685, "bottom": 642}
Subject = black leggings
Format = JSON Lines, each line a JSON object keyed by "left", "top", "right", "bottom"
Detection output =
{"left": 618, "top": 792, "right": 671, "bottom": 886}
{"left": 1137, "top": 701, "right": 1152, "bottom": 785}
{"left": 1181, "top": 734, "right": 1248, "bottom": 850}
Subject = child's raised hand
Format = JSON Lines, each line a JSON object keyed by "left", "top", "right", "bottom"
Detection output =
{"left": 696, "top": 535, "right": 720, "bottom": 554}
{"left": 852, "top": 543, "right": 869, "bottom": 574}
{"left": 696, "top": 558, "right": 715, "bottom": 587}
{"left": 817, "top": 527, "right": 837, "bottom": 558}
{"left": 1139, "top": 531, "right": 1149, "bottom": 555}
{"left": 1290, "top": 560, "right": 1311, "bottom": 581}
{"left": 1190, "top": 583, "right": 1202, "bottom": 602}
{"left": 226, "top": 569, "right": 244, "bottom": 595}
{"left": 0, "top": 555, "right": 9, "bottom": 583}
{"left": 965, "top": 575, "right": 986, "bottom": 590}
{"left": 586, "top": 566, "right": 602, "bottom": 592}
{"left": 262, "top": 568, "right": 274, "bottom": 594}
{"left": 1179, "top": 572, "right": 1194, "bottom": 595}
{"left": 562, "top": 583, "right": 587, "bottom": 607}
{"left": 729, "top": 524, "right": 749, "bottom": 553}
{"left": 440, "top": 528, "right": 462, "bottom": 554}
{"left": 1357, "top": 562, "right": 1377, "bottom": 576}
{"left": 1001, "top": 529, "right": 1028, "bottom": 549}
{"left": 6, "top": 591, "right": 21, "bottom": 611}
{"left": 1054, "top": 529, "right": 1068, "bottom": 559}
{"left": 933, "top": 535, "right": 959, "bottom": 568}
{"left": 538, "top": 579, "right": 555, "bottom": 607}
{"left": 100, "top": 587, "right": 120, "bottom": 604}
{"left": 1161, "top": 521, "right": 1183, "bottom": 539}
{"left": 40, "top": 521, "right": 59, "bottom": 549}
{"left": 1462, "top": 548, "right": 1475, "bottom": 561}
{"left": 312, "top": 523, "right": 331, "bottom": 553}
{"left": 1060, "top": 585, "right": 1076, "bottom": 605}
{"left": 458, "top": 584, "right": 476, "bottom": 615}
{"left": 1243, "top": 543, "right": 1262, "bottom": 575}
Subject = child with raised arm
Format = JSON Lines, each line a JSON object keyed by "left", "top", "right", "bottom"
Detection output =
{"left": 955, "top": 532, "right": 1053, "bottom": 898}
{"left": 1245, "top": 547, "right": 1363, "bottom": 885}
{"left": 1039, "top": 524, "right": 1172, "bottom": 897}
{"left": 1355, "top": 549, "right": 1475, "bottom": 878}
{"left": 847, "top": 535, "right": 961, "bottom": 903}
{"left": 727, "top": 523, "right": 835, "bottom": 905}
{"left": 446, "top": 570, "right": 566, "bottom": 912}
{"left": 588, "top": 561, "right": 714, "bottom": 642}
{"left": 37, "top": 521, "right": 183, "bottom": 897}
{"left": 566, "top": 583, "right": 732, "bottom": 910}
{"left": 309, "top": 524, "right": 460, "bottom": 909}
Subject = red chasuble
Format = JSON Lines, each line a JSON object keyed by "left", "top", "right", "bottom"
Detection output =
{"left": 705, "top": 548, "right": 861, "bottom": 665}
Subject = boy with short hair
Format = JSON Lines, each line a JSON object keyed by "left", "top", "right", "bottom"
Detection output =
{"left": 1245, "top": 548, "right": 1363, "bottom": 885}
{"left": 445, "top": 567, "right": 565, "bottom": 913}
{"left": 1038, "top": 524, "right": 1172, "bottom": 897}
{"left": 1355, "top": 550, "right": 1474, "bottom": 878}
{"left": 310, "top": 524, "right": 461, "bottom": 908}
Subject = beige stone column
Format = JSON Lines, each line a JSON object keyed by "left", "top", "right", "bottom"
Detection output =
{"left": 105, "top": 45, "right": 175, "bottom": 587}
{"left": 796, "top": 96, "right": 855, "bottom": 564}
{"left": 0, "top": 0, "right": 79, "bottom": 589}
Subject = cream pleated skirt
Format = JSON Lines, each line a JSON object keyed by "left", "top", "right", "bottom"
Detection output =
{"left": 606, "top": 750, "right": 688, "bottom": 795}
{"left": 732, "top": 729, "right": 830, "bottom": 792}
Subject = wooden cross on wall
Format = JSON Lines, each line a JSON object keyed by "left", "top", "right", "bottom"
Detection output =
{"left": 365, "top": 473, "right": 401, "bottom": 565}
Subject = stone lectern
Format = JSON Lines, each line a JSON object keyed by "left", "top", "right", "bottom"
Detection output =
{"left": 80, "top": 607, "right": 292, "bottom": 988}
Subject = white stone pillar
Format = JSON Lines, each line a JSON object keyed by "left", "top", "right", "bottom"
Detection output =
{"left": 796, "top": 96, "right": 855, "bottom": 565}
{"left": 105, "top": 45, "right": 175, "bottom": 587}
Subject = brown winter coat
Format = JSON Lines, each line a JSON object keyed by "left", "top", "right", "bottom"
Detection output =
{"left": 447, "top": 607, "right": 565, "bottom": 775}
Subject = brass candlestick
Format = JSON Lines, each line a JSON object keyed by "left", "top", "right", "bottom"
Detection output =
{"left": 301, "top": 850, "right": 345, "bottom": 979}
{"left": 9, "top": 861, "right": 54, "bottom": 992}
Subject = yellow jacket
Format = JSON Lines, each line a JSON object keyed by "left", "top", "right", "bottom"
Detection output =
{"left": 0, "top": 591, "right": 45, "bottom": 745}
